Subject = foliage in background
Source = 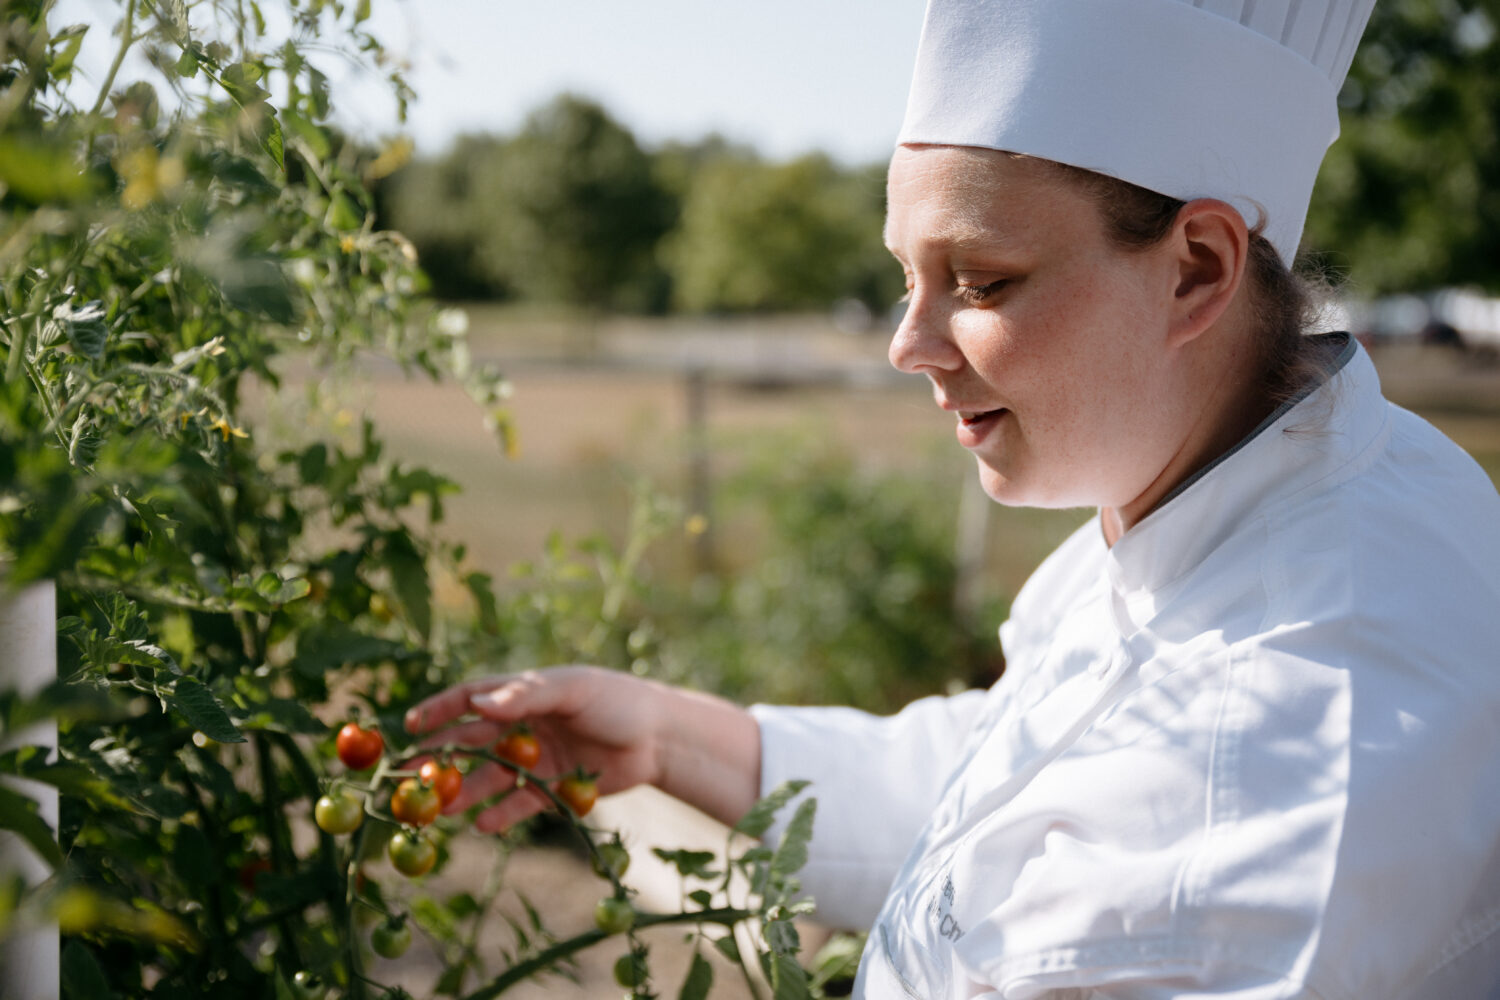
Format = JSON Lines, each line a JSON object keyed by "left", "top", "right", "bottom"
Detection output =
{"left": 663, "top": 437, "right": 1003, "bottom": 710}
{"left": 379, "top": 2, "right": 1500, "bottom": 311}
{"left": 376, "top": 102, "right": 905, "bottom": 316}
{"left": 0, "top": 3, "right": 839, "bottom": 999}
{"left": 1305, "top": 0, "right": 1500, "bottom": 293}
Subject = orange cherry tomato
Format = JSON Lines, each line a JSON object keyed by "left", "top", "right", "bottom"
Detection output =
{"left": 336, "top": 722, "right": 384, "bottom": 771}
{"left": 555, "top": 773, "right": 598, "bottom": 818}
{"left": 390, "top": 777, "right": 441, "bottom": 827}
{"left": 419, "top": 760, "right": 463, "bottom": 807}
{"left": 494, "top": 728, "right": 542, "bottom": 771}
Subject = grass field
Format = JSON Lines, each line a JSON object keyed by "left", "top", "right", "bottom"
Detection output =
{"left": 270, "top": 307, "right": 1500, "bottom": 618}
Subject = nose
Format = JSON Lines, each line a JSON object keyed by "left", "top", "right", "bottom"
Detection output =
{"left": 887, "top": 292, "right": 963, "bottom": 374}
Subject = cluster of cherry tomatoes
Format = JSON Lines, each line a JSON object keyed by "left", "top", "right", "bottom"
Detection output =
{"left": 316, "top": 720, "right": 601, "bottom": 874}
{"left": 300, "top": 718, "right": 608, "bottom": 992}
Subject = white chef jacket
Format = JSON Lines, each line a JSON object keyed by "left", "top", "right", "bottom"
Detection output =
{"left": 752, "top": 337, "right": 1500, "bottom": 1000}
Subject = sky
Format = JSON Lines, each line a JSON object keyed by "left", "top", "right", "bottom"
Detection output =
{"left": 58, "top": 0, "right": 929, "bottom": 166}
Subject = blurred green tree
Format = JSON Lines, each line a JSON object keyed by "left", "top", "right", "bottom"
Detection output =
{"left": 1305, "top": 0, "right": 1500, "bottom": 293}
{"left": 485, "top": 94, "right": 677, "bottom": 312}
{"left": 662, "top": 152, "right": 899, "bottom": 313}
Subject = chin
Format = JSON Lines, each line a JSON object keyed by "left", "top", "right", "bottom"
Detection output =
{"left": 976, "top": 462, "right": 1099, "bottom": 511}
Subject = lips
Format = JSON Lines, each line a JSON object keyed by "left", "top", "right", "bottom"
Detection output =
{"left": 954, "top": 407, "right": 1008, "bottom": 447}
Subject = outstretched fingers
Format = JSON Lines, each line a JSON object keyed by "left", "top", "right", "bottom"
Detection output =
{"left": 405, "top": 677, "right": 509, "bottom": 734}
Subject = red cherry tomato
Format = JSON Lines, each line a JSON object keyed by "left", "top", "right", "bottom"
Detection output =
{"left": 390, "top": 777, "right": 441, "bottom": 827}
{"left": 336, "top": 722, "right": 384, "bottom": 771}
{"left": 555, "top": 773, "right": 598, "bottom": 818}
{"left": 494, "top": 728, "right": 541, "bottom": 771}
{"left": 418, "top": 760, "right": 463, "bottom": 807}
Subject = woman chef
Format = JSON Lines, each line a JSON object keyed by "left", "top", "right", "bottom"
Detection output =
{"left": 407, "top": 1, "right": 1500, "bottom": 996}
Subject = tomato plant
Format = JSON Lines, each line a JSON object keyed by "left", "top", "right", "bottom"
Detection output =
{"left": 337, "top": 722, "right": 386, "bottom": 771}
{"left": 0, "top": 1, "right": 829, "bottom": 997}
{"left": 556, "top": 772, "right": 599, "bottom": 817}
{"left": 390, "top": 777, "right": 442, "bottom": 827}
{"left": 314, "top": 789, "right": 365, "bottom": 835}
{"left": 419, "top": 759, "right": 463, "bottom": 807}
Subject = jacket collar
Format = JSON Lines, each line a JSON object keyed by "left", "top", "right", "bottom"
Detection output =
{"left": 1105, "top": 335, "right": 1382, "bottom": 615}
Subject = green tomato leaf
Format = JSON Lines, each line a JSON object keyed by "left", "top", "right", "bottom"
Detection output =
{"left": 381, "top": 530, "right": 431, "bottom": 640}
{"left": 764, "top": 917, "right": 800, "bottom": 956}
{"left": 678, "top": 950, "right": 713, "bottom": 1000}
{"left": 733, "top": 778, "right": 810, "bottom": 838}
{"left": 156, "top": 0, "right": 190, "bottom": 45}
{"left": 54, "top": 300, "right": 108, "bottom": 360}
{"left": 712, "top": 933, "right": 740, "bottom": 964}
{"left": 0, "top": 784, "right": 61, "bottom": 868}
{"left": 768, "top": 797, "right": 816, "bottom": 883}
{"left": 60, "top": 941, "right": 112, "bottom": 998}
{"left": 769, "top": 951, "right": 813, "bottom": 1000}
{"left": 651, "top": 848, "right": 718, "bottom": 880}
{"left": 48, "top": 24, "right": 88, "bottom": 80}
{"left": 167, "top": 676, "right": 245, "bottom": 743}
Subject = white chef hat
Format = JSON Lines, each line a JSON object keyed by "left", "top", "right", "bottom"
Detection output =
{"left": 897, "top": 0, "right": 1376, "bottom": 265}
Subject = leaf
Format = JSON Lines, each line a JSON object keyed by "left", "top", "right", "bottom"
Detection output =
{"left": 48, "top": 23, "right": 88, "bottom": 80}
{"left": 651, "top": 848, "right": 718, "bottom": 880}
{"left": 677, "top": 951, "right": 713, "bottom": 1000}
{"left": 687, "top": 889, "right": 713, "bottom": 909}
{"left": 445, "top": 891, "right": 481, "bottom": 919}
{"left": 769, "top": 798, "right": 816, "bottom": 883}
{"left": 381, "top": 531, "right": 431, "bottom": 640}
{"left": 167, "top": 676, "right": 245, "bottom": 743}
{"left": 54, "top": 300, "right": 108, "bottom": 359}
{"left": 764, "top": 918, "right": 800, "bottom": 956}
{"left": 0, "top": 784, "right": 61, "bottom": 868}
{"left": 711, "top": 933, "right": 740, "bottom": 964}
{"left": 232, "top": 694, "right": 325, "bottom": 734}
{"left": 733, "top": 779, "right": 809, "bottom": 838}
{"left": 60, "top": 940, "right": 112, "bottom": 998}
{"left": 769, "top": 951, "right": 813, "bottom": 1000}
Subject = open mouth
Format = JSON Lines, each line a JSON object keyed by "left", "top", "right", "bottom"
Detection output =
{"left": 960, "top": 409, "right": 1006, "bottom": 426}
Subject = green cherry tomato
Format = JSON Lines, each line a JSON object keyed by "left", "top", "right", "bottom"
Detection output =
{"left": 592, "top": 841, "right": 631, "bottom": 880}
{"left": 290, "top": 970, "right": 326, "bottom": 1000}
{"left": 613, "top": 952, "right": 648, "bottom": 989}
{"left": 314, "top": 789, "right": 364, "bottom": 835}
{"left": 371, "top": 917, "right": 412, "bottom": 959}
{"left": 388, "top": 829, "right": 437, "bottom": 877}
{"left": 593, "top": 896, "right": 636, "bottom": 935}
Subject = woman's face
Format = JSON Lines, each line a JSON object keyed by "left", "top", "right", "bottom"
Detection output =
{"left": 884, "top": 145, "right": 1196, "bottom": 514}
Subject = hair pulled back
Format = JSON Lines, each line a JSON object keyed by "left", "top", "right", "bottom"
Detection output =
{"left": 1045, "top": 160, "right": 1335, "bottom": 405}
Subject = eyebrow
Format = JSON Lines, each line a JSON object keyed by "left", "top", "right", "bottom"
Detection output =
{"left": 884, "top": 215, "right": 1007, "bottom": 255}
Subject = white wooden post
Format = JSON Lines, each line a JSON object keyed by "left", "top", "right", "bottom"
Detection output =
{"left": 0, "top": 579, "right": 59, "bottom": 1000}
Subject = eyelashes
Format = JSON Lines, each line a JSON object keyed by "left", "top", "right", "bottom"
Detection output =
{"left": 957, "top": 280, "right": 1008, "bottom": 306}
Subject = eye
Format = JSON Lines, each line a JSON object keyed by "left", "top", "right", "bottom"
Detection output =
{"left": 956, "top": 279, "right": 1007, "bottom": 306}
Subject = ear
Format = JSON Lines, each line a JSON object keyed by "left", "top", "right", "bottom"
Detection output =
{"left": 1166, "top": 199, "right": 1249, "bottom": 347}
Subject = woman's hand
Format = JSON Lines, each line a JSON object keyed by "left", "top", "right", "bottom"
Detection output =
{"left": 404, "top": 667, "right": 761, "bottom": 832}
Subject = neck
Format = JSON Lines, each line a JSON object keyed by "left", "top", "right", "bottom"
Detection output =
{"left": 1101, "top": 312, "right": 1271, "bottom": 547}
